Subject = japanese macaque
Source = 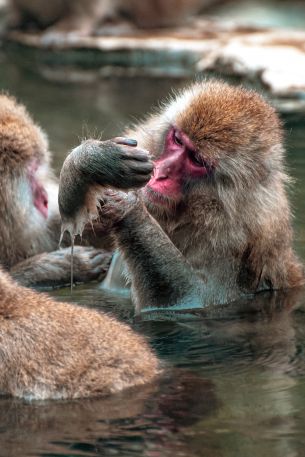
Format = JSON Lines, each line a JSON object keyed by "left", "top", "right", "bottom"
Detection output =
{"left": 0, "top": 267, "right": 159, "bottom": 400}
{"left": 0, "top": 93, "right": 111, "bottom": 288}
{"left": 8, "top": 0, "right": 208, "bottom": 35}
{"left": 58, "top": 81, "right": 304, "bottom": 313}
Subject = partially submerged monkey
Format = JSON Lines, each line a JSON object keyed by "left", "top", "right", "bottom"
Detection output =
{"left": 0, "top": 93, "right": 111, "bottom": 288}
{"left": 59, "top": 81, "right": 304, "bottom": 312}
{"left": 0, "top": 267, "right": 159, "bottom": 399}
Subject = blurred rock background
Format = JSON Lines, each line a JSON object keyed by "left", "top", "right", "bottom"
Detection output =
{"left": 1, "top": 0, "right": 304, "bottom": 110}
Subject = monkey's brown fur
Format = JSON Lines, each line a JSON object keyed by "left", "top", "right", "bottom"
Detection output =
{"left": 0, "top": 93, "right": 110, "bottom": 286}
{"left": 134, "top": 81, "right": 304, "bottom": 298}
{"left": 0, "top": 268, "right": 159, "bottom": 400}
{"left": 0, "top": 93, "right": 56, "bottom": 270}
{"left": 0, "top": 95, "right": 49, "bottom": 171}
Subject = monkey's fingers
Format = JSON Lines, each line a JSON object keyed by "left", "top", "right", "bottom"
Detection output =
{"left": 71, "top": 247, "right": 112, "bottom": 282}
{"left": 120, "top": 148, "right": 152, "bottom": 162}
{"left": 125, "top": 174, "right": 152, "bottom": 188}
{"left": 132, "top": 175, "right": 152, "bottom": 185}
{"left": 111, "top": 173, "right": 151, "bottom": 190}
{"left": 128, "top": 161, "right": 154, "bottom": 175}
{"left": 112, "top": 137, "right": 138, "bottom": 147}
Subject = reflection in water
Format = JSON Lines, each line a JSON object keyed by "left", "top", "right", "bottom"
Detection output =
{"left": 1, "top": 51, "right": 305, "bottom": 457}
{"left": 0, "top": 372, "right": 217, "bottom": 457}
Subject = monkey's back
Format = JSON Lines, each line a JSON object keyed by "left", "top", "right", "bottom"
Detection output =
{"left": 0, "top": 271, "right": 159, "bottom": 400}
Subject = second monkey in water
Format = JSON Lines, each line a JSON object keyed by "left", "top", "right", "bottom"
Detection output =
{"left": 59, "top": 81, "right": 304, "bottom": 313}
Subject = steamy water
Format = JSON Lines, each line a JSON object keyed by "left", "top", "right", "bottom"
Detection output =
{"left": 1, "top": 50, "right": 305, "bottom": 457}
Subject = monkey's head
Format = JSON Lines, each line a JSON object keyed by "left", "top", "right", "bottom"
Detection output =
{"left": 0, "top": 94, "right": 50, "bottom": 220}
{"left": 142, "top": 81, "right": 284, "bottom": 224}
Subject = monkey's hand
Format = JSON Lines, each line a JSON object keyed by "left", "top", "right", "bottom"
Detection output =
{"left": 59, "top": 137, "right": 152, "bottom": 236}
{"left": 60, "top": 137, "right": 153, "bottom": 193}
{"left": 97, "top": 189, "right": 140, "bottom": 230}
{"left": 109, "top": 137, "right": 154, "bottom": 189}
{"left": 10, "top": 247, "right": 112, "bottom": 289}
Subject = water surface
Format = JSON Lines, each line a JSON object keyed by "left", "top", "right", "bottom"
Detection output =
{"left": 1, "top": 51, "right": 305, "bottom": 457}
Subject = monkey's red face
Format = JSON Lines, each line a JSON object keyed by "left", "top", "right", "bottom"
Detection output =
{"left": 28, "top": 162, "right": 48, "bottom": 219}
{"left": 144, "top": 126, "right": 212, "bottom": 208}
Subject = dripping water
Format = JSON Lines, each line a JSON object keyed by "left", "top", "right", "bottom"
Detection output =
{"left": 59, "top": 224, "right": 76, "bottom": 295}
{"left": 100, "top": 250, "right": 130, "bottom": 296}
{"left": 70, "top": 236, "right": 74, "bottom": 294}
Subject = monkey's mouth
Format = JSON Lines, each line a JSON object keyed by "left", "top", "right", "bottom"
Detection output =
{"left": 143, "top": 186, "right": 179, "bottom": 209}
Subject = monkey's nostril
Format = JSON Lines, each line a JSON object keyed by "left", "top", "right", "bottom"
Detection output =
{"left": 154, "top": 168, "right": 168, "bottom": 180}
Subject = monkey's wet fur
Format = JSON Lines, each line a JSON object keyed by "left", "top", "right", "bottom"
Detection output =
{"left": 60, "top": 80, "right": 304, "bottom": 314}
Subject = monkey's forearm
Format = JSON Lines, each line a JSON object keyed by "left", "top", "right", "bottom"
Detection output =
{"left": 10, "top": 247, "right": 111, "bottom": 289}
{"left": 58, "top": 145, "right": 97, "bottom": 220}
{"left": 113, "top": 205, "right": 205, "bottom": 311}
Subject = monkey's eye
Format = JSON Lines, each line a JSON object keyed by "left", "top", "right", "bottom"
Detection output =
{"left": 189, "top": 151, "right": 205, "bottom": 167}
{"left": 173, "top": 130, "right": 183, "bottom": 146}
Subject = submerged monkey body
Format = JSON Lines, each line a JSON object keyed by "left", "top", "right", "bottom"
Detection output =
{"left": 59, "top": 81, "right": 304, "bottom": 311}
{"left": 0, "top": 269, "right": 159, "bottom": 400}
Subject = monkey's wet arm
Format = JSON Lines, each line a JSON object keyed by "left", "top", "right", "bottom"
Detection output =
{"left": 10, "top": 247, "right": 111, "bottom": 289}
{"left": 58, "top": 138, "right": 153, "bottom": 228}
{"left": 112, "top": 201, "right": 208, "bottom": 312}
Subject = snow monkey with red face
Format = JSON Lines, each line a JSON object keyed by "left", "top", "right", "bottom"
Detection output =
{"left": 59, "top": 81, "right": 304, "bottom": 313}
{"left": 0, "top": 94, "right": 111, "bottom": 288}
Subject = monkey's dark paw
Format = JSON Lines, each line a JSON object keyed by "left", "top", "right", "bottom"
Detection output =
{"left": 10, "top": 247, "right": 112, "bottom": 288}
{"left": 98, "top": 190, "right": 138, "bottom": 229}
{"left": 110, "top": 137, "right": 154, "bottom": 189}
{"left": 78, "top": 138, "right": 153, "bottom": 190}
{"left": 59, "top": 138, "right": 153, "bottom": 223}
{"left": 69, "top": 246, "right": 112, "bottom": 282}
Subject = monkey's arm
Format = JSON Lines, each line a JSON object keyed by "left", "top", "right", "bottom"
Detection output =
{"left": 110, "top": 198, "right": 211, "bottom": 312}
{"left": 10, "top": 247, "right": 111, "bottom": 289}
